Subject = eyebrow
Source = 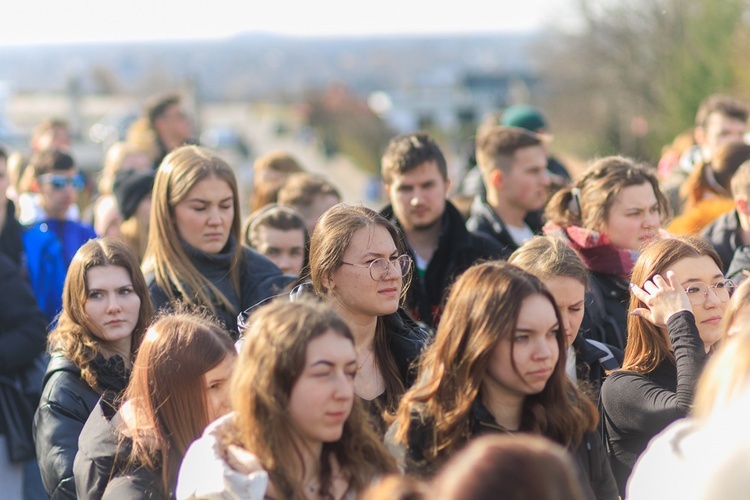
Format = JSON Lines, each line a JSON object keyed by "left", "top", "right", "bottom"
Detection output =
{"left": 186, "top": 196, "right": 234, "bottom": 204}
{"left": 310, "top": 359, "right": 357, "bottom": 368}
{"left": 682, "top": 274, "right": 724, "bottom": 284}
{"left": 363, "top": 249, "right": 398, "bottom": 258}
{"left": 515, "top": 323, "right": 559, "bottom": 333}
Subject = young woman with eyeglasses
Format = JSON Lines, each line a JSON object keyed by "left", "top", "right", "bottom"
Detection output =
{"left": 600, "top": 236, "right": 734, "bottom": 496}
{"left": 307, "top": 204, "right": 430, "bottom": 433}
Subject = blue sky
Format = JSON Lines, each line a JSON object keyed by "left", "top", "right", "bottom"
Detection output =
{"left": 1, "top": 0, "right": 575, "bottom": 45}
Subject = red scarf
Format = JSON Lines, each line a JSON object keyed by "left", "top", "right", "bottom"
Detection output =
{"left": 543, "top": 224, "right": 641, "bottom": 278}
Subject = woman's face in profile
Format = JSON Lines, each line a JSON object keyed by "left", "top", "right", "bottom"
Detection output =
{"left": 203, "top": 353, "right": 236, "bottom": 423}
{"left": 601, "top": 183, "right": 660, "bottom": 251}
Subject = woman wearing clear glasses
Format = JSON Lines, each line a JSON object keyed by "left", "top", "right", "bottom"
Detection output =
{"left": 308, "top": 204, "right": 430, "bottom": 434}
{"left": 600, "top": 236, "right": 734, "bottom": 496}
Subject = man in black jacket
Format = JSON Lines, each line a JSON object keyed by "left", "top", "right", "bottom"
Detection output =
{"left": 380, "top": 132, "right": 501, "bottom": 329}
{"left": 467, "top": 126, "right": 549, "bottom": 258}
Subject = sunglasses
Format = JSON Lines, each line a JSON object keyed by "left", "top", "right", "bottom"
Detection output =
{"left": 40, "top": 174, "right": 85, "bottom": 191}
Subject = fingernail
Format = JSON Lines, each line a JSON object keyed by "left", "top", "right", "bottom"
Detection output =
{"left": 629, "top": 283, "right": 635, "bottom": 288}
{"left": 629, "top": 311, "right": 638, "bottom": 316}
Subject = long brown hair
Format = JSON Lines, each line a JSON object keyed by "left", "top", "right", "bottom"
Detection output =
{"left": 230, "top": 300, "right": 396, "bottom": 499}
{"left": 623, "top": 236, "right": 723, "bottom": 374}
{"left": 48, "top": 237, "right": 152, "bottom": 389}
{"left": 393, "top": 262, "right": 597, "bottom": 469}
{"left": 309, "top": 203, "right": 412, "bottom": 411}
{"left": 142, "top": 145, "right": 243, "bottom": 315}
{"left": 123, "top": 312, "right": 236, "bottom": 494}
{"left": 545, "top": 156, "right": 668, "bottom": 230}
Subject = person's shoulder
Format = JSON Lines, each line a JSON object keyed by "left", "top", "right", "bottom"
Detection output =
{"left": 240, "top": 246, "right": 282, "bottom": 275}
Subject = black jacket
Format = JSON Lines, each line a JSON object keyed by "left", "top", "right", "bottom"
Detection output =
{"left": 465, "top": 195, "right": 544, "bottom": 259}
{"left": 580, "top": 272, "right": 630, "bottom": 351}
{"left": 380, "top": 201, "right": 502, "bottom": 328}
{"left": 573, "top": 336, "right": 623, "bottom": 402}
{"left": 0, "top": 252, "right": 47, "bottom": 437}
{"left": 400, "top": 400, "right": 618, "bottom": 500}
{"left": 727, "top": 245, "right": 750, "bottom": 285}
{"left": 600, "top": 311, "right": 706, "bottom": 497}
{"left": 148, "top": 238, "right": 290, "bottom": 338}
{"left": 74, "top": 396, "right": 166, "bottom": 500}
{"left": 0, "top": 199, "right": 25, "bottom": 268}
{"left": 34, "top": 355, "right": 130, "bottom": 499}
{"left": 701, "top": 209, "right": 743, "bottom": 273}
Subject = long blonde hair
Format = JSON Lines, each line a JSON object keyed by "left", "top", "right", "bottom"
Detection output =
{"left": 143, "top": 145, "right": 242, "bottom": 315}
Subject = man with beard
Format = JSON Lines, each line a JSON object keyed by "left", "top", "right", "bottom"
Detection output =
{"left": 380, "top": 132, "right": 501, "bottom": 329}
{"left": 467, "top": 126, "right": 550, "bottom": 258}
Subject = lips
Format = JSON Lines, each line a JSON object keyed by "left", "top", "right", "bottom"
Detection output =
{"left": 105, "top": 319, "right": 125, "bottom": 327}
{"left": 378, "top": 287, "right": 399, "bottom": 296}
{"left": 527, "top": 367, "right": 553, "bottom": 378}
{"left": 702, "top": 316, "right": 723, "bottom": 325}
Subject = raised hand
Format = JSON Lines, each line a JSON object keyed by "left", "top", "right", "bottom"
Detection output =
{"left": 630, "top": 270, "right": 692, "bottom": 327}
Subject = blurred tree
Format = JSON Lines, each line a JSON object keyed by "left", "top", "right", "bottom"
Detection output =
{"left": 537, "top": 0, "right": 750, "bottom": 163}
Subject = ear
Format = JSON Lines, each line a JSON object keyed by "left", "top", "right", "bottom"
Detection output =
{"left": 736, "top": 196, "right": 749, "bottom": 214}
{"left": 321, "top": 272, "right": 335, "bottom": 292}
{"left": 29, "top": 178, "right": 40, "bottom": 193}
{"left": 489, "top": 168, "right": 504, "bottom": 191}
{"left": 444, "top": 177, "right": 452, "bottom": 195}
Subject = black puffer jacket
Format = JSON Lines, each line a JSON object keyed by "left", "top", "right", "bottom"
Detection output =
{"left": 33, "top": 355, "right": 130, "bottom": 499}
{"left": 381, "top": 201, "right": 502, "bottom": 328}
{"left": 701, "top": 209, "right": 742, "bottom": 273}
{"left": 579, "top": 272, "right": 630, "bottom": 351}
{"left": 74, "top": 396, "right": 166, "bottom": 500}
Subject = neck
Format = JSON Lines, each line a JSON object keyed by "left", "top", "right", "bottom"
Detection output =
{"left": 486, "top": 190, "right": 526, "bottom": 227}
{"left": 481, "top": 379, "right": 524, "bottom": 431}
{"left": 330, "top": 301, "right": 377, "bottom": 352}
{"left": 737, "top": 211, "right": 750, "bottom": 246}
{"left": 403, "top": 220, "right": 442, "bottom": 263}
{"left": 295, "top": 439, "right": 323, "bottom": 492}
{"left": 161, "top": 133, "right": 183, "bottom": 152}
{"left": 100, "top": 337, "right": 133, "bottom": 368}
{"left": 41, "top": 200, "right": 67, "bottom": 221}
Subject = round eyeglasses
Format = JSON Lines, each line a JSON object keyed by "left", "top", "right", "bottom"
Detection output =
{"left": 341, "top": 254, "right": 412, "bottom": 281}
{"left": 684, "top": 279, "right": 735, "bottom": 305}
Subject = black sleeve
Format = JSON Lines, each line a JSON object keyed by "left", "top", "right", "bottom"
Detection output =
{"left": 0, "top": 253, "right": 48, "bottom": 374}
{"left": 602, "top": 310, "right": 705, "bottom": 435}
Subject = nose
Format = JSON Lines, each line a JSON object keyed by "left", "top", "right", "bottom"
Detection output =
{"left": 541, "top": 169, "right": 551, "bottom": 187}
{"left": 705, "top": 286, "right": 722, "bottom": 307}
{"left": 644, "top": 211, "right": 660, "bottom": 229}
{"left": 560, "top": 310, "right": 572, "bottom": 341}
{"left": 207, "top": 207, "right": 222, "bottom": 226}
{"left": 532, "top": 336, "right": 555, "bottom": 361}
{"left": 334, "top": 370, "right": 354, "bottom": 400}
{"left": 106, "top": 294, "right": 122, "bottom": 313}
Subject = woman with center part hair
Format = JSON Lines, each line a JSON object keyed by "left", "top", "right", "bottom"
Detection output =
{"left": 33, "top": 238, "right": 152, "bottom": 500}
{"left": 545, "top": 156, "right": 669, "bottom": 351}
{"left": 600, "top": 237, "right": 733, "bottom": 496}
{"left": 73, "top": 313, "right": 236, "bottom": 499}
{"left": 177, "top": 300, "right": 396, "bottom": 500}
{"left": 142, "top": 145, "right": 291, "bottom": 338}
{"left": 387, "top": 262, "right": 617, "bottom": 500}
{"left": 307, "top": 204, "right": 429, "bottom": 433}
{"left": 510, "top": 235, "right": 623, "bottom": 401}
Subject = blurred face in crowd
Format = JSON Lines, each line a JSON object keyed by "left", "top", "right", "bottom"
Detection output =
{"left": 203, "top": 353, "right": 236, "bottom": 423}
{"left": 120, "top": 152, "right": 152, "bottom": 172}
{"left": 84, "top": 265, "right": 141, "bottom": 356}
{"left": 500, "top": 145, "right": 550, "bottom": 213}
{"left": 701, "top": 112, "right": 746, "bottom": 161}
{"left": 34, "top": 125, "right": 71, "bottom": 153}
{"left": 483, "top": 294, "right": 559, "bottom": 405}
{"left": 386, "top": 160, "right": 450, "bottom": 232}
{"left": 601, "top": 182, "right": 660, "bottom": 251}
{"left": 669, "top": 256, "right": 729, "bottom": 351}
{"left": 326, "top": 225, "right": 403, "bottom": 320}
{"left": 156, "top": 103, "right": 193, "bottom": 145}
{"left": 38, "top": 168, "right": 82, "bottom": 220}
{"left": 297, "top": 194, "right": 340, "bottom": 236}
{"left": 254, "top": 225, "right": 305, "bottom": 277}
{"left": 544, "top": 277, "right": 585, "bottom": 348}
{"left": 173, "top": 176, "right": 234, "bottom": 254}
{"left": 287, "top": 329, "right": 356, "bottom": 450}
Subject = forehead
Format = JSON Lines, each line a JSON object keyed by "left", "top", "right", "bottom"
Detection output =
{"left": 304, "top": 329, "right": 355, "bottom": 363}
{"left": 389, "top": 160, "right": 446, "bottom": 185}
{"left": 257, "top": 225, "right": 305, "bottom": 246}
{"left": 509, "top": 145, "right": 546, "bottom": 171}
{"left": 668, "top": 255, "right": 722, "bottom": 282}
{"left": 184, "top": 176, "right": 233, "bottom": 198}
{"left": 705, "top": 112, "right": 747, "bottom": 132}
{"left": 85, "top": 265, "right": 132, "bottom": 287}
{"left": 516, "top": 293, "right": 558, "bottom": 329}
{"left": 610, "top": 183, "right": 656, "bottom": 208}
{"left": 344, "top": 225, "right": 396, "bottom": 256}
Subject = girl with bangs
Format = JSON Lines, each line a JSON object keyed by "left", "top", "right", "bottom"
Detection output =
{"left": 73, "top": 312, "right": 236, "bottom": 498}
{"left": 387, "top": 262, "right": 617, "bottom": 500}
{"left": 177, "top": 300, "right": 396, "bottom": 499}
{"left": 143, "top": 145, "right": 290, "bottom": 338}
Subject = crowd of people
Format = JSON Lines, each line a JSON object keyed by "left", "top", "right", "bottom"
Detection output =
{"left": 1, "top": 91, "right": 750, "bottom": 500}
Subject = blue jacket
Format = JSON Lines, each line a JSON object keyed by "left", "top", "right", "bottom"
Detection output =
{"left": 23, "top": 220, "right": 96, "bottom": 321}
